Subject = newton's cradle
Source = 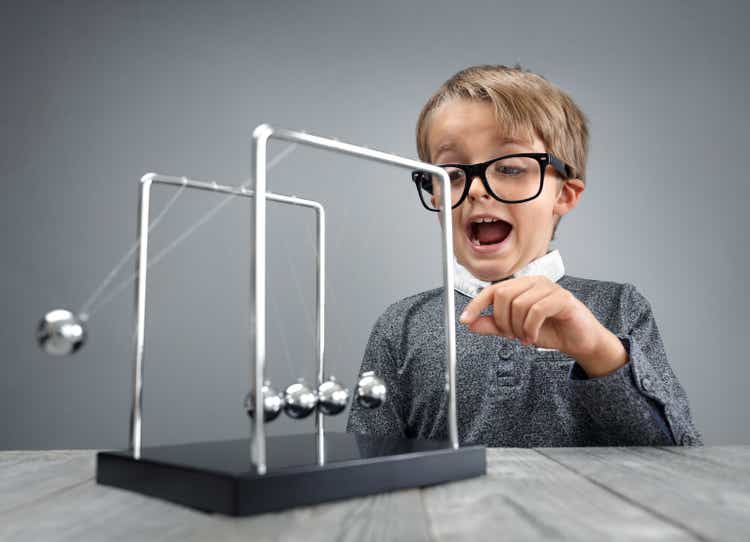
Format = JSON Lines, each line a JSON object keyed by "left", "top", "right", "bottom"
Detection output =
{"left": 36, "top": 124, "right": 486, "bottom": 516}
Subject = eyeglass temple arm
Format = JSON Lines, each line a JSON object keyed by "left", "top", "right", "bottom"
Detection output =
{"left": 548, "top": 154, "right": 575, "bottom": 179}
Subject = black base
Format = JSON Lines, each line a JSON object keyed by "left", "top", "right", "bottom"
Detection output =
{"left": 96, "top": 432, "right": 486, "bottom": 516}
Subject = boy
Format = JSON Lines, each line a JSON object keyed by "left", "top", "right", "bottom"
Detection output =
{"left": 346, "top": 64, "right": 703, "bottom": 447}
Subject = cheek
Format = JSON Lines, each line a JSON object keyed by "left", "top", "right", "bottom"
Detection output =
{"left": 438, "top": 210, "right": 464, "bottom": 247}
{"left": 450, "top": 210, "right": 464, "bottom": 238}
{"left": 451, "top": 209, "right": 462, "bottom": 225}
{"left": 512, "top": 202, "right": 555, "bottom": 242}
{"left": 541, "top": 179, "right": 563, "bottom": 207}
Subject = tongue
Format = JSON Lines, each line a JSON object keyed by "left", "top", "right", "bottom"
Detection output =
{"left": 476, "top": 221, "right": 511, "bottom": 245}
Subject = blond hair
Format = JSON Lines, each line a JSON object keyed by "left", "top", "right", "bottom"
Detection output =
{"left": 415, "top": 64, "right": 589, "bottom": 240}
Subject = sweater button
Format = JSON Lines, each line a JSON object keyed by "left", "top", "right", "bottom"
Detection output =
{"left": 498, "top": 343, "right": 514, "bottom": 360}
{"left": 681, "top": 433, "right": 693, "bottom": 446}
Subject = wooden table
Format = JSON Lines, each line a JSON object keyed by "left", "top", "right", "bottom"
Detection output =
{"left": 2, "top": 446, "right": 749, "bottom": 541}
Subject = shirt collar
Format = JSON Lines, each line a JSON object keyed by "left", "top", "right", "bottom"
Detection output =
{"left": 453, "top": 249, "right": 566, "bottom": 298}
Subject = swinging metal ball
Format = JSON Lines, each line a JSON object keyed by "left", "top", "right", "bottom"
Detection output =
{"left": 317, "top": 377, "right": 350, "bottom": 416}
{"left": 243, "top": 381, "right": 284, "bottom": 422}
{"left": 283, "top": 380, "right": 318, "bottom": 419}
{"left": 356, "top": 371, "right": 387, "bottom": 409}
{"left": 36, "top": 309, "right": 87, "bottom": 356}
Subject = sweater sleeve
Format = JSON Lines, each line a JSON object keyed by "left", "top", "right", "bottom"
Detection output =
{"left": 567, "top": 282, "right": 704, "bottom": 446}
{"left": 345, "top": 310, "right": 408, "bottom": 438}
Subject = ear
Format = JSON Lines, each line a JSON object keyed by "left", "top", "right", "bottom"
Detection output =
{"left": 553, "top": 178, "right": 584, "bottom": 219}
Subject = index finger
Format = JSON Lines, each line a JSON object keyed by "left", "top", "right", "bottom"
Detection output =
{"left": 459, "top": 276, "right": 535, "bottom": 324}
{"left": 459, "top": 286, "right": 496, "bottom": 324}
{"left": 459, "top": 277, "right": 520, "bottom": 323}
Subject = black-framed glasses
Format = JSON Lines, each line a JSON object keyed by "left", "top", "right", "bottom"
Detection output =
{"left": 411, "top": 152, "right": 574, "bottom": 212}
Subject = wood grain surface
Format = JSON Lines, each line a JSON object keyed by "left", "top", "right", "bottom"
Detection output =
{"left": 1, "top": 447, "right": 748, "bottom": 541}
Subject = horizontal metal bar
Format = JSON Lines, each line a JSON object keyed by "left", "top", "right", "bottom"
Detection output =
{"left": 142, "top": 172, "right": 322, "bottom": 211}
{"left": 269, "top": 127, "right": 449, "bottom": 177}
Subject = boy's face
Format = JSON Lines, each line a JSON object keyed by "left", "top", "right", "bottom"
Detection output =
{"left": 427, "top": 98, "right": 584, "bottom": 282}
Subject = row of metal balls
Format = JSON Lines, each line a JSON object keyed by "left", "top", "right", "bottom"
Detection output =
{"left": 36, "top": 311, "right": 387, "bottom": 422}
{"left": 244, "top": 372, "right": 386, "bottom": 421}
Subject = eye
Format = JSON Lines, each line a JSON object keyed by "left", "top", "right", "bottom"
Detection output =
{"left": 444, "top": 167, "right": 465, "bottom": 183}
{"left": 493, "top": 162, "right": 526, "bottom": 176}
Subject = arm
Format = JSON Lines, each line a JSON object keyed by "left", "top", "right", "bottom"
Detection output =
{"left": 345, "top": 310, "right": 408, "bottom": 438}
{"left": 568, "top": 283, "right": 704, "bottom": 446}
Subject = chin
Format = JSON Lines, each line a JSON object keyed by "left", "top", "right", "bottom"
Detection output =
{"left": 475, "top": 263, "right": 512, "bottom": 282}
{"left": 458, "top": 252, "right": 513, "bottom": 282}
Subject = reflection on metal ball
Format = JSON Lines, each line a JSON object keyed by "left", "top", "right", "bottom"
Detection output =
{"left": 317, "top": 377, "right": 349, "bottom": 415}
{"left": 283, "top": 380, "right": 318, "bottom": 419}
{"left": 356, "top": 371, "right": 386, "bottom": 409}
{"left": 243, "top": 381, "right": 284, "bottom": 422}
{"left": 36, "top": 309, "right": 87, "bottom": 356}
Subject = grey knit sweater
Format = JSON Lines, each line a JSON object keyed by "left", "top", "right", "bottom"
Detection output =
{"left": 345, "top": 273, "right": 704, "bottom": 447}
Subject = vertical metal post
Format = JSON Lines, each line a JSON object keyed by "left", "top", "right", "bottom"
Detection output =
{"left": 314, "top": 203, "right": 326, "bottom": 465}
{"left": 250, "top": 125, "right": 272, "bottom": 474}
{"left": 440, "top": 177, "right": 459, "bottom": 449}
{"left": 129, "top": 173, "right": 155, "bottom": 459}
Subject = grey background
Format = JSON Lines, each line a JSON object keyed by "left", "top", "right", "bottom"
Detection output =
{"left": 1, "top": 0, "right": 747, "bottom": 450}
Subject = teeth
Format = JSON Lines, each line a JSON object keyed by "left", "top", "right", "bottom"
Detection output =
{"left": 468, "top": 217, "right": 507, "bottom": 246}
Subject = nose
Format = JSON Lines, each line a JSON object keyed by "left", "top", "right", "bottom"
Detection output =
{"left": 467, "top": 175, "right": 490, "bottom": 200}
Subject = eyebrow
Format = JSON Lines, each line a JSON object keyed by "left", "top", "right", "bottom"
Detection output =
{"left": 433, "top": 137, "right": 531, "bottom": 161}
{"left": 434, "top": 141, "right": 457, "bottom": 156}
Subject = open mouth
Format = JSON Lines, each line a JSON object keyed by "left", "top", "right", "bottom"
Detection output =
{"left": 466, "top": 217, "right": 513, "bottom": 247}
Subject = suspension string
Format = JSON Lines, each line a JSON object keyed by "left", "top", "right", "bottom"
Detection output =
{"left": 295, "top": 203, "right": 356, "bottom": 377}
{"left": 86, "top": 191, "right": 236, "bottom": 317}
{"left": 83, "top": 144, "right": 298, "bottom": 318}
{"left": 280, "top": 236, "right": 319, "bottom": 375}
{"left": 78, "top": 182, "right": 188, "bottom": 319}
{"left": 268, "top": 281, "right": 299, "bottom": 385}
{"left": 335, "top": 192, "right": 357, "bottom": 365}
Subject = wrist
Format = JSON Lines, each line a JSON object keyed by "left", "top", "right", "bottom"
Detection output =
{"left": 573, "top": 329, "right": 629, "bottom": 378}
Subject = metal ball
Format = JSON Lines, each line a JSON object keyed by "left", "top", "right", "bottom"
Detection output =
{"left": 356, "top": 371, "right": 387, "bottom": 409}
{"left": 283, "top": 380, "right": 318, "bottom": 419}
{"left": 317, "top": 377, "right": 350, "bottom": 416}
{"left": 243, "top": 382, "right": 284, "bottom": 422}
{"left": 36, "top": 309, "right": 87, "bottom": 356}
